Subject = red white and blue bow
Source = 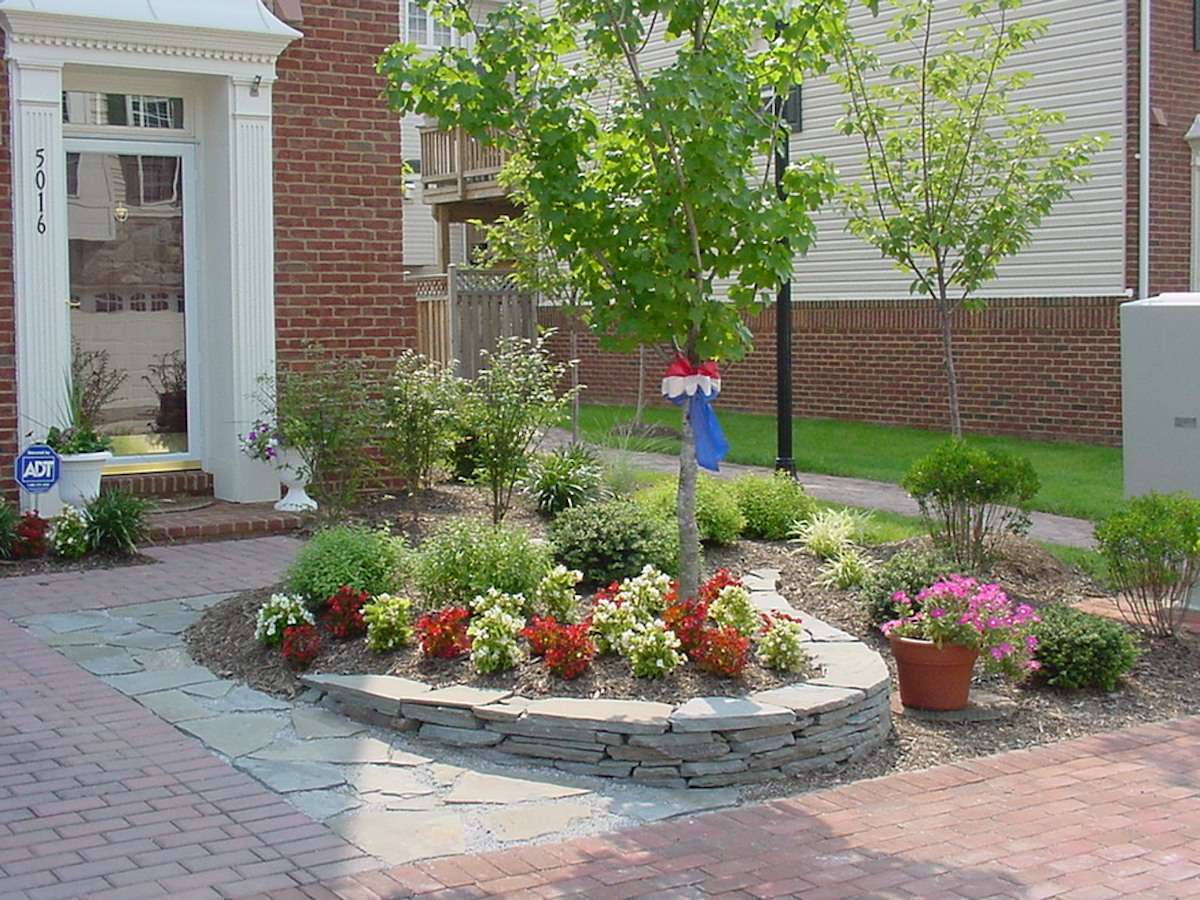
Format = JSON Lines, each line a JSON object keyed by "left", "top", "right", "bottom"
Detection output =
{"left": 662, "top": 356, "right": 729, "bottom": 472}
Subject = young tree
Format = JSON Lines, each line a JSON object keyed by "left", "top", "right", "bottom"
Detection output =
{"left": 380, "top": 0, "right": 847, "bottom": 598}
{"left": 833, "top": 0, "right": 1105, "bottom": 438}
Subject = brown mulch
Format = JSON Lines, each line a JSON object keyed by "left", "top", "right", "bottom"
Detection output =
{"left": 184, "top": 585, "right": 810, "bottom": 704}
{"left": 0, "top": 551, "right": 156, "bottom": 579}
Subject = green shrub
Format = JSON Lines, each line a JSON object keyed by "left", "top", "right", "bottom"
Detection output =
{"left": 1031, "top": 605, "right": 1140, "bottom": 691}
{"left": 551, "top": 499, "right": 680, "bottom": 585}
{"left": 859, "top": 548, "right": 956, "bottom": 625}
{"left": 84, "top": 490, "right": 149, "bottom": 555}
{"left": 634, "top": 476, "right": 744, "bottom": 546}
{"left": 1095, "top": 492, "right": 1200, "bottom": 637}
{"left": 0, "top": 502, "right": 18, "bottom": 560}
{"left": 790, "top": 507, "right": 870, "bottom": 560}
{"left": 413, "top": 517, "right": 551, "bottom": 609}
{"left": 286, "top": 525, "right": 408, "bottom": 606}
{"left": 732, "top": 473, "right": 817, "bottom": 540}
{"left": 380, "top": 351, "right": 462, "bottom": 495}
{"left": 816, "top": 547, "right": 875, "bottom": 590}
{"left": 363, "top": 594, "right": 416, "bottom": 653}
{"left": 902, "top": 440, "right": 1039, "bottom": 571}
{"left": 525, "top": 445, "right": 604, "bottom": 515}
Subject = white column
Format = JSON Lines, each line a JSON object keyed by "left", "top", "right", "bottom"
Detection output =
{"left": 207, "top": 76, "right": 281, "bottom": 503}
{"left": 9, "top": 60, "right": 69, "bottom": 512}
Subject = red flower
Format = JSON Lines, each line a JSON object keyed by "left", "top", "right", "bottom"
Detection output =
{"left": 415, "top": 606, "right": 471, "bottom": 659}
{"left": 13, "top": 512, "right": 49, "bottom": 560}
{"left": 522, "top": 615, "right": 562, "bottom": 657}
{"left": 698, "top": 569, "right": 742, "bottom": 604}
{"left": 281, "top": 624, "right": 321, "bottom": 668}
{"left": 543, "top": 622, "right": 595, "bottom": 679}
{"left": 323, "top": 586, "right": 368, "bottom": 639}
{"left": 691, "top": 626, "right": 750, "bottom": 678}
{"left": 662, "top": 596, "right": 710, "bottom": 655}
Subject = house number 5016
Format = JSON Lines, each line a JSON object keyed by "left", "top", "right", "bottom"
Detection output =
{"left": 34, "top": 148, "right": 47, "bottom": 235}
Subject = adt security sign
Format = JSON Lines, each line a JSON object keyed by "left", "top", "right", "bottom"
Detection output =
{"left": 15, "top": 444, "right": 61, "bottom": 494}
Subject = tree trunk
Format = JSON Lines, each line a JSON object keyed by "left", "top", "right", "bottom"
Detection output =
{"left": 633, "top": 345, "right": 647, "bottom": 425}
{"left": 676, "top": 396, "right": 701, "bottom": 600}
{"left": 570, "top": 327, "right": 581, "bottom": 444}
{"left": 939, "top": 304, "right": 963, "bottom": 439}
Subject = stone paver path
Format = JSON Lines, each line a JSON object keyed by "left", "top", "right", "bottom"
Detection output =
{"left": 546, "top": 428, "right": 1098, "bottom": 549}
{"left": 283, "top": 716, "right": 1200, "bottom": 899}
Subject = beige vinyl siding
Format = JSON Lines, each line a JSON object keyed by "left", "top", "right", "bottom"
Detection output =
{"left": 790, "top": 0, "right": 1127, "bottom": 300}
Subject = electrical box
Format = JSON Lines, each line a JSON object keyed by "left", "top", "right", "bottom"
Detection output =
{"left": 1121, "top": 293, "right": 1200, "bottom": 499}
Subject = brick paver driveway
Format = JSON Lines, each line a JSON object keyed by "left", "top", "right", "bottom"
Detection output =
{"left": 3, "top": 535, "right": 1200, "bottom": 898}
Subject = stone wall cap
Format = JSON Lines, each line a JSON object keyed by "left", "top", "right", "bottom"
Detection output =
{"left": 301, "top": 673, "right": 431, "bottom": 702}
{"left": 670, "top": 696, "right": 795, "bottom": 732}
{"left": 412, "top": 685, "right": 513, "bottom": 710}
{"left": 751, "top": 683, "right": 862, "bottom": 715}
{"left": 523, "top": 697, "right": 673, "bottom": 734}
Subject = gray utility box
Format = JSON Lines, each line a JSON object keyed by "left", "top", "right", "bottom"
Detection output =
{"left": 1122, "top": 293, "right": 1200, "bottom": 500}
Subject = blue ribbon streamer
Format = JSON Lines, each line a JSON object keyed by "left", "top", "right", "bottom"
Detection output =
{"left": 669, "top": 392, "right": 729, "bottom": 472}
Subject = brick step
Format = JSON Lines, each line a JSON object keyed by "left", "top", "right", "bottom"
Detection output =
{"left": 145, "top": 500, "right": 309, "bottom": 544}
{"left": 103, "top": 470, "right": 214, "bottom": 498}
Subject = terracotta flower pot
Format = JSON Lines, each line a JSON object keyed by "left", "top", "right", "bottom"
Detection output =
{"left": 888, "top": 635, "right": 979, "bottom": 711}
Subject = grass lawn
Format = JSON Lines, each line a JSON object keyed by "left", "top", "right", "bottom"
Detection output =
{"left": 576, "top": 403, "right": 1123, "bottom": 522}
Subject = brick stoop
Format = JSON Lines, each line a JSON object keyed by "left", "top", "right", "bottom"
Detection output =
{"left": 103, "top": 469, "right": 214, "bottom": 497}
{"left": 146, "top": 500, "right": 308, "bottom": 544}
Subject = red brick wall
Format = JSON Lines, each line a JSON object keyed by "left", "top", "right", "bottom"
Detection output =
{"left": 1127, "top": 0, "right": 1200, "bottom": 295}
{"left": 0, "top": 57, "right": 14, "bottom": 500}
{"left": 543, "top": 296, "right": 1126, "bottom": 446}
{"left": 272, "top": 0, "right": 415, "bottom": 368}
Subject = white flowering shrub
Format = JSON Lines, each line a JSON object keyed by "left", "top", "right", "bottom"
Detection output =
{"left": 255, "top": 593, "right": 315, "bottom": 648}
{"left": 362, "top": 594, "right": 415, "bottom": 652}
{"left": 757, "top": 616, "right": 808, "bottom": 673}
{"left": 590, "top": 597, "right": 648, "bottom": 654}
{"left": 533, "top": 565, "right": 583, "bottom": 621}
{"left": 470, "top": 587, "right": 527, "bottom": 618}
{"left": 622, "top": 619, "right": 685, "bottom": 678}
{"left": 51, "top": 506, "right": 89, "bottom": 559}
{"left": 708, "top": 584, "right": 759, "bottom": 638}
{"left": 467, "top": 605, "right": 525, "bottom": 674}
{"left": 617, "top": 565, "right": 674, "bottom": 617}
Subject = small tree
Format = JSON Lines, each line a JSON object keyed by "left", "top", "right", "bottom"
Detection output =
{"left": 461, "top": 334, "right": 574, "bottom": 524}
{"left": 381, "top": 0, "right": 846, "bottom": 597}
{"left": 833, "top": 0, "right": 1105, "bottom": 437}
{"left": 380, "top": 350, "right": 462, "bottom": 509}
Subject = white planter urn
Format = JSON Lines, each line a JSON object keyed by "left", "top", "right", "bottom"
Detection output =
{"left": 273, "top": 448, "right": 318, "bottom": 512}
{"left": 58, "top": 451, "right": 113, "bottom": 507}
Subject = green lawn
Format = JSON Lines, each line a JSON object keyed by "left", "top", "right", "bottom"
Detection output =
{"left": 577, "top": 403, "right": 1123, "bottom": 522}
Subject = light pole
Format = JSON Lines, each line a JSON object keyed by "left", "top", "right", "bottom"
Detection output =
{"left": 773, "top": 87, "right": 795, "bottom": 475}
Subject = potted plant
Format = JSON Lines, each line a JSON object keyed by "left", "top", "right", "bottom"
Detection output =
{"left": 46, "top": 424, "right": 113, "bottom": 507}
{"left": 881, "top": 576, "right": 1041, "bottom": 710}
{"left": 239, "top": 418, "right": 317, "bottom": 512}
{"left": 143, "top": 350, "right": 187, "bottom": 435}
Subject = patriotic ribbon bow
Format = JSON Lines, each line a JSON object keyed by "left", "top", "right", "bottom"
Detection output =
{"left": 661, "top": 356, "right": 729, "bottom": 472}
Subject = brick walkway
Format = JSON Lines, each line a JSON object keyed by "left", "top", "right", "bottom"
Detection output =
{"left": 286, "top": 717, "right": 1200, "bottom": 899}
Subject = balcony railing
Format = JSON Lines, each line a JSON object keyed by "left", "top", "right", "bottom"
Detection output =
{"left": 419, "top": 125, "right": 508, "bottom": 204}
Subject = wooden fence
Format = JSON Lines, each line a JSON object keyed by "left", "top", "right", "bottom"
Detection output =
{"left": 412, "top": 266, "right": 537, "bottom": 378}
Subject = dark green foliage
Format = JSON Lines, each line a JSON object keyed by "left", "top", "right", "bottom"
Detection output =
{"left": 84, "top": 490, "right": 149, "bottom": 555}
{"left": 525, "top": 444, "right": 604, "bottom": 515}
{"left": 286, "top": 525, "right": 408, "bottom": 606}
{"left": 0, "top": 502, "right": 18, "bottom": 560}
{"left": 858, "top": 547, "right": 956, "bottom": 625}
{"left": 551, "top": 499, "right": 680, "bottom": 585}
{"left": 1031, "top": 605, "right": 1140, "bottom": 692}
{"left": 635, "top": 476, "right": 745, "bottom": 546}
{"left": 413, "top": 517, "right": 552, "bottom": 609}
{"left": 902, "top": 440, "right": 1039, "bottom": 569}
{"left": 732, "top": 472, "right": 817, "bottom": 540}
{"left": 1094, "top": 492, "right": 1200, "bottom": 637}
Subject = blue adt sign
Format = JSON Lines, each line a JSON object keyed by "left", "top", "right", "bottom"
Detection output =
{"left": 15, "top": 444, "right": 60, "bottom": 494}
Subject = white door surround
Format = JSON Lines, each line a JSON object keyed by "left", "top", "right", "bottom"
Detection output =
{"left": 0, "top": 0, "right": 301, "bottom": 507}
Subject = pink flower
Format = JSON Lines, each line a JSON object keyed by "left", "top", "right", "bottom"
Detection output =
{"left": 1025, "top": 635, "right": 1039, "bottom": 651}
{"left": 930, "top": 608, "right": 945, "bottom": 619}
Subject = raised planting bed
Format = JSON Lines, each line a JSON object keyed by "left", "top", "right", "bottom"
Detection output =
{"left": 297, "top": 578, "right": 890, "bottom": 789}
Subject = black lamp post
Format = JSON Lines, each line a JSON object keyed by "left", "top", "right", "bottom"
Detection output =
{"left": 773, "top": 88, "right": 795, "bottom": 475}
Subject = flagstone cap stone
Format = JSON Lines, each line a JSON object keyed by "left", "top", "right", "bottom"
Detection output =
{"left": 521, "top": 698, "right": 674, "bottom": 734}
{"left": 807, "top": 641, "right": 890, "bottom": 697}
{"left": 751, "top": 683, "right": 862, "bottom": 715}
{"left": 670, "top": 697, "right": 794, "bottom": 732}
{"left": 301, "top": 673, "right": 432, "bottom": 715}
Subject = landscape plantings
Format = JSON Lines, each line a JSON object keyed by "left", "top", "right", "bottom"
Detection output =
{"left": 691, "top": 626, "right": 750, "bottom": 678}
{"left": 380, "top": 350, "right": 462, "bottom": 502}
{"left": 50, "top": 507, "right": 89, "bottom": 560}
{"left": 1031, "top": 605, "right": 1140, "bottom": 692}
{"left": 903, "top": 440, "right": 1039, "bottom": 570}
{"left": 324, "top": 586, "right": 369, "bottom": 639}
{"left": 708, "top": 583, "right": 759, "bottom": 638}
{"left": 0, "top": 502, "right": 17, "bottom": 560}
{"left": 757, "top": 612, "right": 807, "bottom": 673}
{"left": 859, "top": 547, "right": 955, "bottom": 626}
{"left": 550, "top": 499, "right": 679, "bottom": 585}
{"left": 285, "top": 525, "right": 407, "bottom": 606}
{"left": 635, "top": 477, "right": 746, "bottom": 546}
{"left": 414, "top": 518, "right": 550, "bottom": 610}
{"left": 1095, "top": 492, "right": 1200, "bottom": 637}
{"left": 281, "top": 624, "right": 322, "bottom": 669}
{"left": 532, "top": 565, "right": 583, "bottom": 622}
{"left": 525, "top": 444, "right": 605, "bottom": 515}
{"left": 467, "top": 605, "right": 526, "bottom": 674}
{"left": 83, "top": 490, "right": 149, "bottom": 555}
{"left": 621, "top": 619, "right": 686, "bottom": 678}
{"left": 255, "top": 594, "right": 315, "bottom": 648}
{"left": 791, "top": 507, "right": 871, "bottom": 560}
{"left": 362, "top": 594, "right": 415, "bottom": 652}
{"left": 816, "top": 547, "right": 875, "bottom": 590}
{"left": 415, "top": 607, "right": 472, "bottom": 659}
{"left": 733, "top": 473, "right": 817, "bottom": 540}
{"left": 15, "top": 511, "right": 52, "bottom": 560}
{"left": 541, "top": 621, "right": 596, "bottom": 679}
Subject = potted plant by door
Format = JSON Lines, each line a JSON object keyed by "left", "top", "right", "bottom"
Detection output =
{"left": 881, "top": 576, "right": 1041, "bottom": 710}
{"left": 46, "top": 424, "right": 113, "bottom": 507}
{"left": 239, "top": 419, "right": 317, "bottom": 512}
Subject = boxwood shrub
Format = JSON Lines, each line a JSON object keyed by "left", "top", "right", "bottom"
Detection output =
{"left": 732, "top": 472, "right": 817, "bottom": 540}
{"left": 1031, "top": 604, "right": 1140, "bottom": 692}
{"left": 286, "top": 525, "right": 408, "bottom": 607}
{"left": 634, "top": 476, "right": 744, "bottom": 546}
{"left": 551, "top": 499, "right": 680, "bottom": 585}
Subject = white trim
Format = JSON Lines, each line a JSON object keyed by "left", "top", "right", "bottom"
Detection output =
{"left": 1187, "top": 117, "right": 1200, "bottom": 293}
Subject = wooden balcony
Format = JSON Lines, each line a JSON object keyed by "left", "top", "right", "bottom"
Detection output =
{"left": 419, "top": 125, "right": 508, "bottom": 205}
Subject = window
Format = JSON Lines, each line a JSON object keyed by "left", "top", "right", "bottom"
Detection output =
{"left": 782, "top": 85, "right": 802, "bottom": 133}
{"left": 62, "top": 92, "right": 185, "bottom": 130}
{"left": 407, "top": 0, "right": 453, "bottom": 47}
{"left": 118, "top": 156, "right": 182, "bottom": 208}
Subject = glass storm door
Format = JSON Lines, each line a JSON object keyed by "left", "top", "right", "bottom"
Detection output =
{"left": 66, "top": 142, "right": 195, "bottom": 461}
